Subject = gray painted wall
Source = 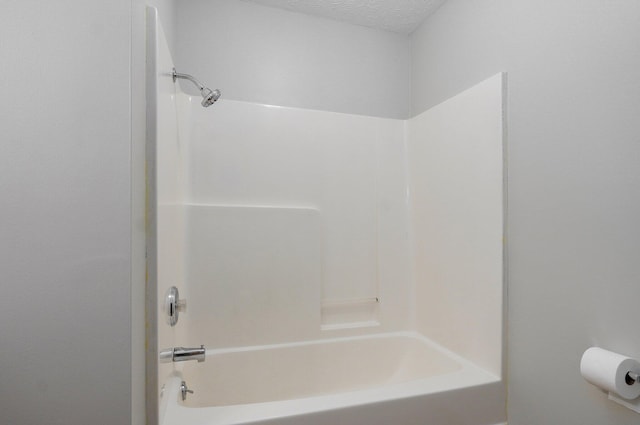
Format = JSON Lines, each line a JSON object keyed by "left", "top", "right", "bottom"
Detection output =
{"left": 412, "top": 1, "right": 640, "bottom": 424}
{"left": 0, "top": 1, "right": 133, "bottom": 424}
{"left": 175, "top": 0, "right": 411, "bottom": 119}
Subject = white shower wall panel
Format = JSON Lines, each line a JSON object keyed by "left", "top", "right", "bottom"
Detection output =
{"left": 183, "top": 205, "right": 322, "bottom": 348}
{"left": 181, "top": 99, "right": 412, "bottom": 337}
{"left": 153, "top": 12, "right": 182, "bottom": 372}
{"left": 149, "top": 10, "right": 185, "bottom": 422}
{"left": 407, "top": 73, "right": 504, "bottom": 377}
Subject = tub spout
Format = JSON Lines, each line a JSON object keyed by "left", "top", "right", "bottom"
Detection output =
{"left": 159, "top": 345, "right": 206, "bottom": 363}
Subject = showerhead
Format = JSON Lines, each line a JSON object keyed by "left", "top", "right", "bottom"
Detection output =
{"left": 172, "top": 68, "right": 222, "bottom": 108}
{"left": 200, "top": 87, "right": 222, "bottom": 107}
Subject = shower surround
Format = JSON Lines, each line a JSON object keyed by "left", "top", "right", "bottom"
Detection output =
{"left": 150, "top": 10, "right": 505, "bottom": 425}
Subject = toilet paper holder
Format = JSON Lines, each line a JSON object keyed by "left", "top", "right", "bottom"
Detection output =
{"left": 581, "top": 347, "right": 640, "bottom": 414}
{"left": 627, "top": 371, "right": 640, "bottom": 385}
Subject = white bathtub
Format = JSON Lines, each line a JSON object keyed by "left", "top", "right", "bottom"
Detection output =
{"left": 161, "top": 332, "right": 505, "bottom": 425}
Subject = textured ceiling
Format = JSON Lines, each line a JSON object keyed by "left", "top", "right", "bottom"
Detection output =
{"left": 242, "top": 0, "right": 447, "bottom": 34}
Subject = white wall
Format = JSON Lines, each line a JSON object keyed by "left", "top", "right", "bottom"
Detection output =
{"left": 0, "top": 1, "right": 133, "bottom": 424}
{"left": 412, "top": 1, "right": 640, "bottom": 424}
{"left": 175, "top": 0, "right": 411, "bottom": 119}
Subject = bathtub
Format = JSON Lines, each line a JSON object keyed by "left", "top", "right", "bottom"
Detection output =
{"left": 161, "top": 332, "right": 505, "bottom": 425}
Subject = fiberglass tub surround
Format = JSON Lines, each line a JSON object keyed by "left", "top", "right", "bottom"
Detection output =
{"left": 151, "top": 12, "right": 505, "bottom": 425}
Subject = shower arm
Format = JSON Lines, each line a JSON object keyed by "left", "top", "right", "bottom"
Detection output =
{"left": 172, "top": 67, "right": 221, "bottom": 108}
{"left": 172, "top": 68, "right": 205, "bottom": 92}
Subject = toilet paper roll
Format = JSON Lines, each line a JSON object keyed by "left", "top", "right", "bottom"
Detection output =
{"left": 580, "top": 347, "right": 640, "bottom": 400}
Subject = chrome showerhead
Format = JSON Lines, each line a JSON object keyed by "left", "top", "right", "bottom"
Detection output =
{"left": 172, "top": 68, "right": 221, "bottom": 108}
{"left": 200, "top": 87, "right": 222, "bottom": 107}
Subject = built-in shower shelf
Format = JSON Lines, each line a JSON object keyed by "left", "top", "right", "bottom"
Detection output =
{"left": 320, "top": 320, "right": 380, "bottom": 331}
{"left": 321, "top": 295, "right": 380, "bottom": 330}
{"left": 321, "top": 297, "right": 380, "bottom": 307}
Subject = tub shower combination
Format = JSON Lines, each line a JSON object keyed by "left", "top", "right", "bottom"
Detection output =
{"left": 148, "top": 8, "right": 506, "bottom": 425}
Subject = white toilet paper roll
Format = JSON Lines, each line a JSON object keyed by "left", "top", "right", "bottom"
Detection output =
{"left": 580, "top": 347, "right": 640, "bottom": 400}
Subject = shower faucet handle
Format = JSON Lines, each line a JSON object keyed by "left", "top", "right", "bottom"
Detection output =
{"left": 165, "top": 286, "right": 186, "bottom": 326}
{"left": 176, "top": 298, "right": 187, "bottom": 311}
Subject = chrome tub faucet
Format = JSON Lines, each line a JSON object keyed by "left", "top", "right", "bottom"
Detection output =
{"left": 159, "top": 345, "right": 206, "bottom": 363}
